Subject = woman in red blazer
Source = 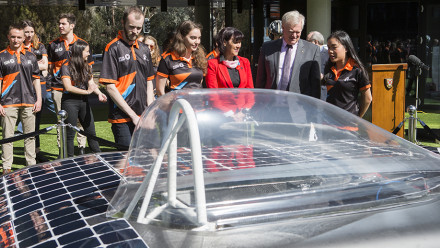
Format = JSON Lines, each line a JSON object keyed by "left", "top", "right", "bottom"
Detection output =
{"left": 205, "top": 27, "right": 254, "bottom": 88}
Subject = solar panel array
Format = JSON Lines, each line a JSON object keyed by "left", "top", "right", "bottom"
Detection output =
{"left": 126, "top": 140, "right": 427, "bottom": 179}
{"left": 0, "top": 152, "right": 148, "bottom": 248}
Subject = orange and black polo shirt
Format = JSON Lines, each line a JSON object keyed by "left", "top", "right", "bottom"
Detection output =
{"left": 47, "top": 34, "right": 93, "bottom": 92}
{"left": 59, "top": 62, "right": 88, "bottom": 91}
{"left": 0, "top": 45, "right": 40, "bottom": 108}
{"left": 206, "top": 49, "right": 219, "bottom": 60}
{"left": 24, "top": 42, "right": 47, "bottom": 85}
{"left": 99, "top": 31, "right": 155, "bottom": 124}
{"left": 157, "top": 52, "right": 204, "bottom": 90}
{"left": 325, "top": 58, "right": 371, "bottom": 115}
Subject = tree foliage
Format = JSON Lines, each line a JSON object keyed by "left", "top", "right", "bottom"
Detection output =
{"left": 148, "top": 7, "right": 195, "bottom": 51}
{"left": 0, "top": 6, "right": 197, "bottom": 55}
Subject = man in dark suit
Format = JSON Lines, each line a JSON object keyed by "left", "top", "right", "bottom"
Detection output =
{"left": 256, "top": 10, "right": 321, "bottom": 98}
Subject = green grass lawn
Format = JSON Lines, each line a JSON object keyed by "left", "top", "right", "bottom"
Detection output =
{"left": 3, "top": 103, "right": 118, "bottom": 172}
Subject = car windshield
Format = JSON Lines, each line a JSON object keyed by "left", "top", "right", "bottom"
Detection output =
{"left": 108, "top": 89, "right": 440, "bottom": 230}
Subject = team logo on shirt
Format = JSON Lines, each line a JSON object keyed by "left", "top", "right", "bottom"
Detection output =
{"left": 4, "top": 59, "right": 15, "bottom": 65}
{"left": 118, "top": 54, "right": 131, "bottom": 62}
{"left": 143, "top": 54, "right": 149, "bottom": 61}
{"left": 55, "top": 47, "right": 64, "bottom": 53}
{"left": 172, "top": 63, "right": 185, "bottom": 70}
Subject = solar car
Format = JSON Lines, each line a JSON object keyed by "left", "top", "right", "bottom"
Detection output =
{"left": 2, "top": 89, "right": 440, "bottom": 247}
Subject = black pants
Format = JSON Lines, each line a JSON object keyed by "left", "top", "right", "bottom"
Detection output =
{"left": 35, "top": 83, "right": 47, "bottom": 149}
{"left": 61, "top": 94, "right": 100, "bottom": 157}
{"left": 111, "top": 122, "right": 135, "bottom": 150}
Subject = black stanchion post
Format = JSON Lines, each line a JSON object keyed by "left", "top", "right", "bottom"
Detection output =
{"left": 58, "top": 110, "right": 68, "bottom": 158}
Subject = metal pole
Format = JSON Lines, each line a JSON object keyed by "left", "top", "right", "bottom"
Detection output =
{"left": 407, "top": 105, "right": 417, "bottom": 143}
{"left": 415, "top": 70, "right": 420, "bottom": 122}
{"left": 58, "top": 110, "right": 68, "bottom": 158}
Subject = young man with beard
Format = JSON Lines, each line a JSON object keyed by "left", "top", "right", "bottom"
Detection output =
{"left": 0, "top": 23, "right": 42, "bottom": 174}
{"left": 99, "top": 7, "right": 155, "bottom": 148}
{"left": 47, "top": 13, "right": 90, "bottom": 156}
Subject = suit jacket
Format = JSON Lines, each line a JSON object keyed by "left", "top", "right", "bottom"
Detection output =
{"left": 256, "top": 39, "right": 321, "bottom": 98}
{"left": 206, "top": 56, "right": 254, "bottom": 88}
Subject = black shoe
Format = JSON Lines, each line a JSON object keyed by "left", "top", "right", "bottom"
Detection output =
{"left": 36, "top": 152, "right": 50, "bottom": 163}
{"left": 79, "top": 147, "right": 85, "bottom": 155}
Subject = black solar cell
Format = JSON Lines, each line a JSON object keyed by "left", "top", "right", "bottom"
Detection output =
{"left": 0, "top": 152, "right": 148, "bottom": 248}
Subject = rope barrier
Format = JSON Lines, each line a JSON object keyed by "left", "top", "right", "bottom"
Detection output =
{"left": 392, "top": 119, "right": 406, "bottom": 135}
{"left": 392, "top": 117, "right": 439, "bottom": 142}
{"left": 0, "top": 123, "right": 128, "bottom": 150}
{"left": 419, "top": 120, "right": 440, "bottom": 142}
{"left": 68, "top": 124, "right": 129, "bottom": 150}
{"left": 0, "top": 125, "right": 57, "bottom": 145}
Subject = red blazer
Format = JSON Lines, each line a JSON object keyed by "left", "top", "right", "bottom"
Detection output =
{"left": 210, "top": 90, "right": 255, "bottom": 113}
{"left": 206, "top": 56, "right": 254, "bottom": 88}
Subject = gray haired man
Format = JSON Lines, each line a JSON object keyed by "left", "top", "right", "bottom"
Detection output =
{"left": 256, "top": 10, "right": 321, "bottom": 98}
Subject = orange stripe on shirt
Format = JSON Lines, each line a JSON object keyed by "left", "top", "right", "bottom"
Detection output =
{"left": 116, "top": 72, "right": 137, "bottom": 94}
{"left": 326, "top": 85, "right": 334, "bottom": 91}
{"left": 53, "top": 59, "right": 67, "bottom": 74}
{"left": 360, "top": 84, "right": 371, "bottom": 91}
{"left": 1, "top": 72, "right": 20, "bottom": 93}
{"left": 108, "top": 117, "right": 134, "bottom": 123}
{"left": 2, "top": 103, "right": 34, "bottom": 108}
{"left": 105, "top": 37, "right": 120, "bottom": 52}
{"left": 170, "top": 72, "right": 191, "bottom": 89}
{"left": 156, "top": 71, "right": 168, "bottom": 78}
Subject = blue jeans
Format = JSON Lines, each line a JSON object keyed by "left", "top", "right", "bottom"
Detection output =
{"left": 111, "top": 122, "right": 135, "bottom": 150}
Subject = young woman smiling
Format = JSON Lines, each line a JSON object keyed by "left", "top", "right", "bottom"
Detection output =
{"left": 60, "top": 40, "right": 107, "bottom": 157}
{"left": 156, "top": 20, "right": 207, "bottom": 96}
{"left": 205, "top": 27, "right": 253, "bottom": 88}
{"left": 323, "top": 30, "right": 372, "bottom": 117}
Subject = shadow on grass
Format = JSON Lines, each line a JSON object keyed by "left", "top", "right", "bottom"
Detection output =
{"left": 39, "top": 96, "right": 109, "bottom": 125}
{"left": 12, "top": 147, "right": 27, "bottom": 167}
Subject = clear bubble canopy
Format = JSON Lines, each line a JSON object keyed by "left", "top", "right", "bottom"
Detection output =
{"left": 108, "top": 89, "right": 440, "bottom": 231}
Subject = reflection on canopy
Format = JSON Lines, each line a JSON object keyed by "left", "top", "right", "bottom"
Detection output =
{"left": 108, "top": 89, "right": 440, "bottom": 232}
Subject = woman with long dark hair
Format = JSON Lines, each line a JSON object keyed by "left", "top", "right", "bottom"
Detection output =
{"left": 205, "top": 27, "right": 253, "bottom": 88}
{"left": 323, "top": 30, "right": 372, "bottom": 117}
{"left": 156, "top": 20, "right": 207, "bottom": 96}
{"left": 60, "top": 40, "right": 107, "bottom": 157}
